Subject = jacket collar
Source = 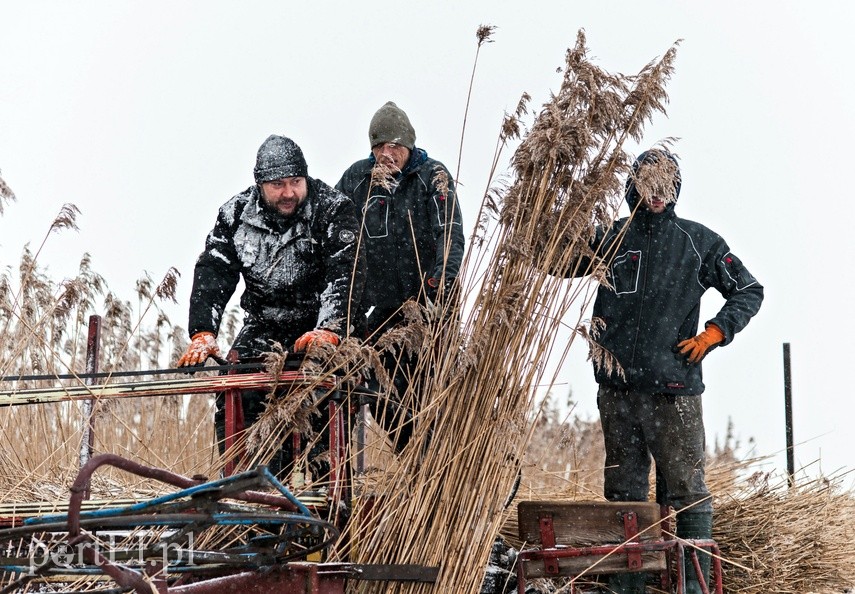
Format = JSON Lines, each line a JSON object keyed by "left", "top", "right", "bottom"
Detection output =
{"left": 367, "top": 147, "right": 428, "bottom": 177}
{"left": 630, "top": 203, "right": 676, "bottom": 231}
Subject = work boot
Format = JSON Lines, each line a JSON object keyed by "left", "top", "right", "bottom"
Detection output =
{"left": 606, "top": 572, "right": 646, "bottom": 594}
{"left": 676, "top": 511, "right": 713, "bottom": 594}
{"left": 479, "top": 536, "right": 517, "bottom": 593}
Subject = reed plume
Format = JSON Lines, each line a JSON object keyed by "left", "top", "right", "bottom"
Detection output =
{"left": 0, "top": 169, "right": 15, "bottom": 213}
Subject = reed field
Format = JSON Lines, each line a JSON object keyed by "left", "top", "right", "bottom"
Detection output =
{"left": 1, "top": 28, "right": 853, "bottom": 594}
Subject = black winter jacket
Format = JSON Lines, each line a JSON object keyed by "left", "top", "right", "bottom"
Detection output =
{"left": 336, "top": 148, "right": 465, "bottom": 335}
{"left": 568, "top": 159, "right": 763, "bottom": 395}
{"left": 188, "top": 179, "right": 366, "bottom": 344}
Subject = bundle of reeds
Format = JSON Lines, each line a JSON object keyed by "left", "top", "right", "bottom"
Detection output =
{"left": 713, "top": 469, "right": 855, "bottom": 594}
{"left": 336, "top": 30, "right": 679, "bottom": 593}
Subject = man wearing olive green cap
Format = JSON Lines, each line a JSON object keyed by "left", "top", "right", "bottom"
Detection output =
{"left": 337, "top": 101, "right": 465, "bottom": 451}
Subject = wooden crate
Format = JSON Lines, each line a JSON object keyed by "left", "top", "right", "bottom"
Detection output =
{"left": 517, "top": 501, "right": 667, "bottom": 577}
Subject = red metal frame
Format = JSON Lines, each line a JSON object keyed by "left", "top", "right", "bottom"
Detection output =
{"left": 221, "top": 356, "right": 352, "bottom": 535}
{"left": 516, "top": 512, "right": 724, "bottom": 594}
{"left": 223, "top": 350, "right": 245, "bottom": 476}
{"left": 79, "top": 314, "right": 102, "bottom": 500}
{"left": 327, "top": 400, "right": 349, "bottom": 510}
{"left": 159, "top": 563, "right": 349, "bottom": 594}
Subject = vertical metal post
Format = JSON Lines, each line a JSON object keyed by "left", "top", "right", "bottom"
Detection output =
{"left": 783, "top": 342, "right": 794, "bottom": 487}
{"left": 79, "top": 315, "right": 101, "bottom": 499}
{"left": 224, "top": 349, "right": 244, "bottom": 476}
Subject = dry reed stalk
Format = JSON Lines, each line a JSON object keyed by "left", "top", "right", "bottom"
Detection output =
{"left": 455, "top": 24, "right": 497, "bottom": 185}
{"left": 0, "top": 213, "right": 216, "bottom": 504}
{"left": 341, "top": 31, "right": 678, "bottom": 593}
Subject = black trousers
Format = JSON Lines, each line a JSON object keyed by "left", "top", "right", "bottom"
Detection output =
{"left": 597, "top": 385, "right": 712, "bottom": 513}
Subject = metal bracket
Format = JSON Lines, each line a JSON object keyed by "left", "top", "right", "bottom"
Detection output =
{"left": 538, "top": 514, "right": 559, "bottom": 575}
{"left": 621, "top": 510, "right": 642, "bottom": 570}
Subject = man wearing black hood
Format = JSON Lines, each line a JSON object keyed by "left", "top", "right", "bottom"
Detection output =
{"left": 565, "top": 148, "right": 763, "bottom": 594}
{"left": 177, "top": 134, "right": 366, "bottom": 480}
{"left": 336, "top": 101, "right": 465, "bottom": 451}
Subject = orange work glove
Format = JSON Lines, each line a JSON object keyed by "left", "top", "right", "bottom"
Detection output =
{"left": 176, "top": 331, "right": 220, "bottom": 367}
{"left": 424, "top": 277, "right": 440, "bottom": 302}
{"left": 294, "top": 329, "right": 340, "bottom": 352}
{"left": 676, "top": 324, "right": 725, "bottom": 364}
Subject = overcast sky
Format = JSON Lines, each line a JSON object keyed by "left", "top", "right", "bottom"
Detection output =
{"left": 2, "top": 1, "right": 853, "bottom": 482}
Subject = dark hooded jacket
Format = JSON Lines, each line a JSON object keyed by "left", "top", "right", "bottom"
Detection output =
{"left": 570, "top": 151, "right": 763, "bottom": 394}
{"left": 188, "top": 178, "right": 366, "bottom": 347}
{"left": 336, "top": 148, "right": 465, "bottom": 336}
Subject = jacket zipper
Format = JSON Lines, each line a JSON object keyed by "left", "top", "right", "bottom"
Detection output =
{"left": 628, "top": 228, "right": 652, "bottom": 381}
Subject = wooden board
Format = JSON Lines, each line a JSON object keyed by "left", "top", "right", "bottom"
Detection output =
{"left": 518, "top": 501, "right": 667, "bottom": 578}
{"left": 517, "top": 501, "right": 663, "bottom": 546}
{"left": 521, "top": 550, "right": 667, "bottom": 577}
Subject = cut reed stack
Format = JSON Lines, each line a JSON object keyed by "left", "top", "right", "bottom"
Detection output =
{"left": 713, "top": 470, "right": 855, "bottom": 594}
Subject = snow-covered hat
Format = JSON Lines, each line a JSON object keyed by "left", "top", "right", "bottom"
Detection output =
{"left": 254, "top": 135, "right": 308, "bottom": 183}
{"left": 369, "top": 102, "right": 416, "bottom": 150}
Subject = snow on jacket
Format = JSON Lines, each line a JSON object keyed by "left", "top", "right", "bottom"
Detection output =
{"left": 188, "top": 178, "right": 366, "bottom": 343}
{"left": 567, "top": 157, "right": 763, "bottom": 395}
{"left": 336, "top": 148, "right": 465, "bottom": 335}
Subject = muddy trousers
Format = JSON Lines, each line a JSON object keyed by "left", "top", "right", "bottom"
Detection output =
{"left": 597, "top": 386, "right": 712, "bottom": 594}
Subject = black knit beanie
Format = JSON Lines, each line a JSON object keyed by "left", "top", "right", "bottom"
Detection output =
{"left": 254, "top": 135, "right": 308, "bottom": 183}
{"left": 368, "top": 102, "right": 416, "bottom": 150}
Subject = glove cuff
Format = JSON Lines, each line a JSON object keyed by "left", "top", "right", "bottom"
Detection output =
{"left": 318, "top": 329, "right": 341, "bottom": 345}
{"left": 704, "top": 324, "right": 724, "bottom": 343}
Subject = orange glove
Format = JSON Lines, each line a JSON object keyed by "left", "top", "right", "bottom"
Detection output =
{"left": 294, "top": 329, "right": 340, "bottom": 352}
{"left": 676, "top": 324, "right": 724, "bottom": 364}
{"left": 425, "top": 277, "right": 440, "bottom": 301}
{"left": 177, "top": 331, "right": 220, "bottom": 367}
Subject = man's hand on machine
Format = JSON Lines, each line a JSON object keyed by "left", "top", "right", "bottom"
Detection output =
{"left": 177, "top": 331, "right": 220, "bottom": 367}
{"left": 294, "top": 329, "right": 340, "bottom": 352}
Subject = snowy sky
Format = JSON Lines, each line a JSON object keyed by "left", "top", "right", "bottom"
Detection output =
{"left": 1, "top": 1, "right": 853, "bottom": 483}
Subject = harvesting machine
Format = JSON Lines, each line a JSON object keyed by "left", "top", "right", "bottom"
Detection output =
{"left": 0, "top": 316, "right": 722, "bottom": 594}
